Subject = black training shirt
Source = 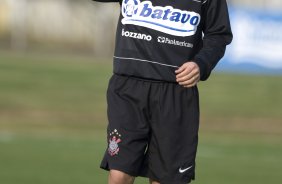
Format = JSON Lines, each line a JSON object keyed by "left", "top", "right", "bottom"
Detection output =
{"left": 93, "top": 0, "right": 233, "bottom": 82}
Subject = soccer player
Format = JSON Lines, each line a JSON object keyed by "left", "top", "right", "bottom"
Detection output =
{"left": 93, "top": 0, "right": 233, "bottom": 183}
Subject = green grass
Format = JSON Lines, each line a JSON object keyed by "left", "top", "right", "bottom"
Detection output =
{"left": 0, "top": 134, "right": 101, "bottom": 184}
{"left": 0, "top": 50, "right": 282, "bottom": 184}
{"left": 1, "top": 133, "right": 281, "bottom": 184}
{"left": 199, "top": 73, "right": 282, "bottom": 118}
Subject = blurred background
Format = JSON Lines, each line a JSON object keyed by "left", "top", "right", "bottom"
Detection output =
{"left": 0, "top": 0, "right": 281, "bottom": 184}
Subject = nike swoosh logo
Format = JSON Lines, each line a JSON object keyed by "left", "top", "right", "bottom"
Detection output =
{"left": 179, "top": 165, "right": 193, "bottom": 173}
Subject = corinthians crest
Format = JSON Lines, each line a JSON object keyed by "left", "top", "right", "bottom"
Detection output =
{"left": 108, "top": 129, "right": 122, "bottom": 156}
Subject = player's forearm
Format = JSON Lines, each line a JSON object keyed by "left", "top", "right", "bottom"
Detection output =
{"left": 194, "top": 39, "right": 228, "bottom": 81}
{"left": 194, "top": 0, "right": 233, "bottom": 81}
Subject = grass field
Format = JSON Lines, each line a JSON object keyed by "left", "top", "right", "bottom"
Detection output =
{"left": 0, "top": 51, "right": 282, "bottom": 184}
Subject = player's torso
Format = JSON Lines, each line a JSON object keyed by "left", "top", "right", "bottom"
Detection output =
{"left": 114, "top": 0, "right": 205, "bottom": 82}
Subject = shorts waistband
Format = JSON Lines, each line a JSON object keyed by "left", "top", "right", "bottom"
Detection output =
{"left": 114, "top": 73, "right": 178, "bottom": 84}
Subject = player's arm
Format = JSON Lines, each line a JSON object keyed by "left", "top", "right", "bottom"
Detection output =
{"left": 176, "top": 0, "right": 232, "bottom": 87}
{"left": 193, "top": 0, "right": 233, "bottom": 81}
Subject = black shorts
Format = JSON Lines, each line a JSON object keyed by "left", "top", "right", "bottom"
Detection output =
{"left": 100, "top": 74, "right": 200, "bottom": 184}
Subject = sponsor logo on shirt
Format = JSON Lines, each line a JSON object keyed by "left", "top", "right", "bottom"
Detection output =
{"left": 121, "top": 0, "right": 201, "bottom": 37}
{"left": 122, "top": 29, "right": 152, "bottom": 41}
{"left": 157, "top": 36, "right": 194, "bottom": 48}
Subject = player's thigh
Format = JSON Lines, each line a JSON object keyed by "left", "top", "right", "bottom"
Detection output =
{"left": 109, "top": 170, "right": 135, "bottom": 184}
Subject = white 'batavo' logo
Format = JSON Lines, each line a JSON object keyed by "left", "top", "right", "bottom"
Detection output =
{"left": 121, "top": 0, "right": 201, "bottom": 37}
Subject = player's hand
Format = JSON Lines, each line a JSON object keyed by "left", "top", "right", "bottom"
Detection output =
{"left": 175, "top": 61, "right": 200, "bottom": 88}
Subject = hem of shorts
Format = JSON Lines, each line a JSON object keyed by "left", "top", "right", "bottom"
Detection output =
{"left": 139, "top": 173, "right": 194, "bottom": 184}
{"left": 158, "top": 178, "right": 193, "bottom": 184}
{"left": 100, "top": 164, "right": 140, "bottom": 177}
{"left": 101, "top": 165, "right": 194, "bottom": 184}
